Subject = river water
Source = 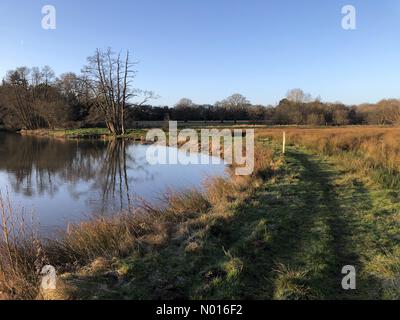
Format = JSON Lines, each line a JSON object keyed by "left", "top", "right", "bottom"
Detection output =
{"left": 0, "top": 132, "right": 226, "bottom": 232}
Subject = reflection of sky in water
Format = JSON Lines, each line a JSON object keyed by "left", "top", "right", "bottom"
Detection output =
{"left": 0, "top": 133, "right": 226, "bottom": 232}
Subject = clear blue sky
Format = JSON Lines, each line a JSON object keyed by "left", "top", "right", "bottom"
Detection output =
{"left": 0, "top": 0, "right": 399, "bottom": 106}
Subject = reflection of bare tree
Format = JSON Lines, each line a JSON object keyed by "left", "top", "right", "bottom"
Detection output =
{"left": 0, "top": 134, "right": 80, "bottom": 196}
{"left": 93, "top": 139, "right": 152, "bottom": 213}
{"left": 0, "top": 133, "right": 150, "bottom": 213}
{"left": 101, "top": 140, "right": 131, "bottom": 210}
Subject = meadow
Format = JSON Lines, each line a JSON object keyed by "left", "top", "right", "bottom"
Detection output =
{"left": 1, "top": 126, "right": 400, "bottom": 300}
{"left": 257, "top": 126, "right": 400, "bottom": 187}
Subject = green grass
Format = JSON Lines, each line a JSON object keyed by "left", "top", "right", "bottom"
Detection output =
{"left": 62, "top": 128, "right": 147, "bottom": 139}
{"left": 59, "top": 144, "right": 400, "bottom": 300}
{"left": 20, "top": 128, "right": 147, "bottom": 140}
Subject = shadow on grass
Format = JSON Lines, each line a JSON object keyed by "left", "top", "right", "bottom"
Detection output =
{"left": 182, "top": 148, "right": 374, "bottom": 299}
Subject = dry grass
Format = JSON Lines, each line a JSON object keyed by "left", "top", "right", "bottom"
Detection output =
{"left": 0, "top": 191, "right": 46, "bottom": 300}
{"left": 47, "top": 189, "right": 211, "bottom": 268}
{"left": 0, "top": 189, "right": 211, "bottom": 299}
{"left": 257, "top": 126, "right": 400, "bottom": 187}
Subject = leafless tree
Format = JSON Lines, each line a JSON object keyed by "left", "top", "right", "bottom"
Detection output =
{"left": 82, "top": 48, "right": 155, "bottom": 135}
{"left": 217, "top": 93, "right": 250, "bottom": 122}
{"left": 379, "top": 99, "right": 400, "bottom": 124}
{"left": 220, "top": 93, "right": 250, "bottom": 109}
{"left": 332, "top": 109, "right": 350, "bottom": 125}
{"left": 175, "top": 98, "right": 194, "bottom": 109}
{"left": 2, "top": 67, "right": 43, "bottom": 129}
{"left": 1, "top": 66, "right": 69, "bottom": 129}
{"left": 286, "top": 88, "right": 312, "bottom": 103}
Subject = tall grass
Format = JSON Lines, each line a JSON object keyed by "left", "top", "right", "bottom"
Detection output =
{"left": 0, "top": 191, "right": 46, "bottom": 300}
{"left": 0, "top": 189, "right": 212, "bottom": 299}
{"left": 257, "top": 126, "right": 400, "bottom": 187}
{"left": 47, "top": 189, "right": 212, "bottom": 268}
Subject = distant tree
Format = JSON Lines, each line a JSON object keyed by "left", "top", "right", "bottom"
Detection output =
{"left": 56, "top": 73, "right": 90, "bottom": 123}
{"left": 1, "top": 66, "right": 66, "bottom": 129}
{"left": 355, "top": 104, "right": 375, "bottom": 124}
{"left": 221, "top": 93, "right": 250, "bottom": 109}
{"left": 57, "top": 73, "right": 80, "bottom": 100}
{"left": 307, "top": 113, "right": 325, "bottom": 126}
{"left": 332, "top": 108, "right": 350, "bottom": 126}
{"left": 273, "top": 99, "right": 291, "bottom": 124}
{"left": 212, "top": 102, "right": 227, "bottom": 123}
{"left": 173, "top": 98, "right": 197, "bottom": 121}
{"left": 247, "top": 105, "right": 267, "bottom": 121}
{"left": 42, "top": 65, "right": 56, "bottom": 87}
{"left": 355, "top": 100, "right": 400, "bottom": 125}
{"left": 275, "top": 98, "right": 303, "bottom": 124}
{"left": 0, "top": 91, "right": 7, "bottom": 128}
{"left": 378, "top": 99, "right": 400, "bottom": 124}
{"left": 218, "top": 94, "right": 250, "bottom": 122}
{"left": 175, "top": 98, "right": 194, "bottom": 109}
{"left": 286, "top": 88, "right": 312, "bottom": 103}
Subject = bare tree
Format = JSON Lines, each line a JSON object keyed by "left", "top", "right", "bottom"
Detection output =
{"left": 82, "top": 48, "right": 154, "bottom": 135}
{"left": 286, "top": 88, "right": 312, "bottom": 103}
{"left": 379, "top": 99, "right": 400, "bottom": 124}
{"left": 218, "top": 93, "right": 250, "bottom": 122}
{"left": 332, "top": 108, "right": 350, "bottom": 125}
{"left": 175, "top": 98, "right": 194, "bottom": 109}
{"left": 221, "top": 93, "right": 250, "bottom": 109}
{"left": 57, "top": 73, "right": 80, "bottom": 100}
{"left": 42, "top": 65, "right": 55, "bottom": 86}
{"left": 2, "top": 66, "right": 70, "bottom": 130}
{"left": 2, "top": 67, "right": 43, "bottom": 129}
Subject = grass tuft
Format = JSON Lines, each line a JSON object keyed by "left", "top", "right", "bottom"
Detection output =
{"left": 272, "top": 263, "right": 312, "bottom": 300}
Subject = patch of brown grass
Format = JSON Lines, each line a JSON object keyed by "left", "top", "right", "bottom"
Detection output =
{"left": 0, "top": 192, "right": 46, "bottom": 300}
{"left": 257, "top": 126, "right": 400, "bottom": 186}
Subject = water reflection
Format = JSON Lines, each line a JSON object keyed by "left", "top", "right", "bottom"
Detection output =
{"left": 0, "top": 133, "right": 226, "bottom": 230}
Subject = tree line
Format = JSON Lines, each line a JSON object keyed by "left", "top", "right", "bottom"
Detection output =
{"left": 0, "top": 48, "right": 155, "bottom": 135}
{"left": 1, "top": 49, "right": 400, "bottom": 133}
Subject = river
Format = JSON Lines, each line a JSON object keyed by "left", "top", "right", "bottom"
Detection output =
{"left": 0, "top": 132, "right": 226, "bottom": 233}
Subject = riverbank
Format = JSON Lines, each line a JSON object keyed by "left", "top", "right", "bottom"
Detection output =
{"left": 19, "top": 128, "right": 147, "bottom": 141}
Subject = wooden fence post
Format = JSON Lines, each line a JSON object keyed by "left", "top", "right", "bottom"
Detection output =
{"left": 282, "top": 131, "right": 286, "bottom": 155}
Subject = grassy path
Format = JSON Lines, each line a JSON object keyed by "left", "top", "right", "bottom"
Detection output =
{"left": 183, "top": 147, "right": 368, "bottom": 299}
{"left": 215, "top": 146, "right": 399, "bottom": 299}
{"left": 64, "top": 146, "right": 400, "bottom": 300}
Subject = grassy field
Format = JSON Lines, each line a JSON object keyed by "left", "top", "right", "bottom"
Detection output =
{"left": 1, "top": 126, "right": 400, "bottom": 300}
{"left": 257, "top": 126, "right": 400, "bottom": 188}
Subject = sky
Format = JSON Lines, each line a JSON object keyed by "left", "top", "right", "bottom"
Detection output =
{"left": 0, "top": 0, "right": 399, "bottom": 106}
